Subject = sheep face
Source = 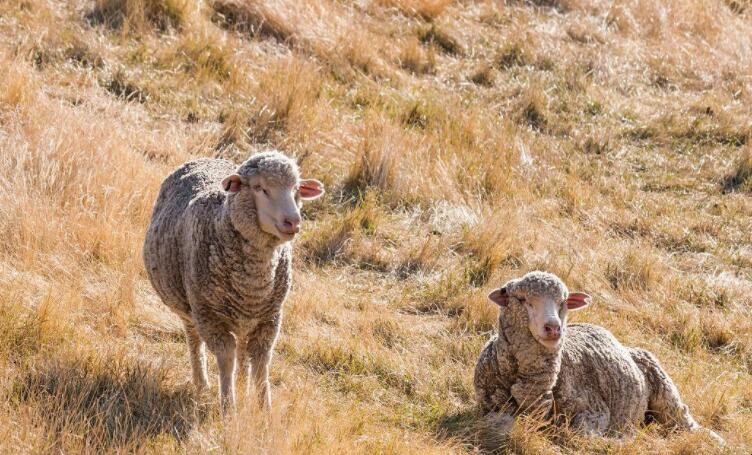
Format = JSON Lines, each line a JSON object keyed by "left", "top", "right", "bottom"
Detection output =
{"left": 221, "top": 152, "right": 325, "bottom": 242}
{"left": 488, "top": 272, "right": 591, "bottom": 351}
{"left": 223, "top": 173, "right": 324, "bottom": 241}
{"left": 524, "top": 292, "right": 568, "bottom": 350}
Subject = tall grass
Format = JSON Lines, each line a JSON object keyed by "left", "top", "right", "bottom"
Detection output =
{"left": 0, "top": 0, "right": 750, "bottom": 453}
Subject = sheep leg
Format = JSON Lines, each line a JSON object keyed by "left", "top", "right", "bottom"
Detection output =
{"left": 474, "top": 340, "right": 517, "bottom": 414}
{"left": 207, "top": 333, "right": 237, "bottom": 414}
{"left": 571, "top": 408, "right": 610, "bottom": 436}
{"left": 511, "top": 381, "right": 554, "bottom": 416}
{"left": 234, "top": 326, "right": 259, "bottom": 399}
{"left": 251, "top": 350, "right": 271, "bottom": 410}
{"left": 629, "top": 348, "right": 700, "bottom": 431}
{"left": 245, "top": 319, "right": 281, "bottom": 410}
{"left": 476, "top": 382, "right": 516, "bottom": 415}
{"left": 184, "top": 320, "right": 209, "bottom": 391}
{"left": 236, "top": 336, "right": 251, "bottom": 397}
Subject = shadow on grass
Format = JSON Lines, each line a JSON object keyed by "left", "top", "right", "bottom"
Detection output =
{"left": 13, "top": 353, "right": 209, "bottom": 451}
{"left": 436, "top": 407, "right": 508, "bottom": 454}
{"left": 721, "top": 172, "right": 751, "bottom": 194}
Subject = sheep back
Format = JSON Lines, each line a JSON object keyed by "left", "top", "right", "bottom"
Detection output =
{"left": 554, "top": 323, "right": 649, "bottom": 433}
{"left": 143, "top": 158, "right": 291, "bottom": 326}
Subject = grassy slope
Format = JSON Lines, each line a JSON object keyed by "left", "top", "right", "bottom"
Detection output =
{"left": 0, "top": 0, "right": 751, "bottom": 453}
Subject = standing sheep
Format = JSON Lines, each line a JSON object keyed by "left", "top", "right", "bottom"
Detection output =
{"left": 474, "top": 271, "right": 720, "bottom": 441}
{"left": 143, "top": 151, "right": 324, "bottom": 412}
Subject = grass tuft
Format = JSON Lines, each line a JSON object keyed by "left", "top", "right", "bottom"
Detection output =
{"left": 103, "top": 68, "right": 149, "bottom": 102}
{"left": 468, "top": 64, "right": 495, "bottom": 87}
{"left": 605, "top": 246, "right": 663, "bottom": 291}
{"left": 88, "top": 0, "right": 193, "bottom": 33}
{"left": 1, "top": 0, "right": 751, "bottom": 452}
{"left": 723, "top": 146, "right": 752, "bottom": 192}
{"left": 418, "top": 24, "right": 464, "bottom": 56}
{"left": 173, "top": 32, "right": 233, "bottom": 81}
{"left": 0, "top": 302, "right": 65, "bottom": 364}
{"left": 210, "top": 0, "right": 295, "bottom": 43}
{"left": 497, "top": 42, "right": 530, "bottom": 69}
{"left": 514, "top": 87, "right": 548, "bottom": 131}
{"left": 376, "top": 0, "right": 454, "bottom": 21}
{"left": 399, "top": 37, "right": 436, "bottom": 75}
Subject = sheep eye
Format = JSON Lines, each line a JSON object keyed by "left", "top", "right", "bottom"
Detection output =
{"left": 262, "top": 188, "right": 270, "bottom": 196}
{"left": 518, "top": 297, "right": 527, "bottom": 303}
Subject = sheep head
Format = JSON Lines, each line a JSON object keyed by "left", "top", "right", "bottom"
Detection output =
{"left": 488, "top": 271, "right": 591, "bottom": 351}
{"left": 222, "top": 151, "right": 324, "bottom": 242}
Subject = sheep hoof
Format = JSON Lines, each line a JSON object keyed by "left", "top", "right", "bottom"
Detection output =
{"left": 698, "top": 428, "right": 725, "bottom": 447}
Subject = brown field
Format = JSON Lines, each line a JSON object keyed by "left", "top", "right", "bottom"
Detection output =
{"left": 0, "top": 0, "right": 751, "bottom": 453}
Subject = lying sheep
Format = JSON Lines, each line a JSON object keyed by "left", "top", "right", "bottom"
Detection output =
{"left": 143, "top": 151, "right": 324, "bottom": 412}
{"left": 474, "top": 271, "right": 720, "bottom": 441}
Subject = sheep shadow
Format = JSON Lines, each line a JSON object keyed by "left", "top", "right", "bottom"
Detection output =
{"left": 435, "top": 407, "right": 510, "bottom": 454}
{"left": 13, "top": 354, "right": 209, "bottom": 451}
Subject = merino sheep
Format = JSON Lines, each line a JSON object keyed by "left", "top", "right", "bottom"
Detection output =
{"left": 474, "top": 271, "right": 720, "bottom": 441}
{"left": 143, "top": 151, "right": 324, "bottom": 412}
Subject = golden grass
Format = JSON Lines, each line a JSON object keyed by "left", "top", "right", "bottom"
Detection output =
{"left": 375, "top": 0, "right": 454, "bottom": 21}
{"left": 89, "top": 0, "right": 195, "bottom": 33}
{"left": 0, "top": 0, "right": 751, "bottom": 453}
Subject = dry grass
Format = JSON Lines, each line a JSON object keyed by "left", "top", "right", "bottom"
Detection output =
{"left": 374, "top": 0, "right": 455, "bottom": 21}
{"left": 88, "top": 0, "right": 195, "bottom": 33}
{"left": 0, "top": 0, "right": 750, "bottom": 453}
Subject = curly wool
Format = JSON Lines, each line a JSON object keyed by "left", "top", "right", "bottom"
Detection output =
{"left": 474, "top": 273, "right": 564, "bottom": 416}
{"left": 474, "top": 271, "right": 704, "bottom": 437}
{"left": 504, "top": 271, "right": 568, "bottom": 302}
{"left": 143, "top": 151, "right": 300, "bottom": 410}
{"left": 237, "top": 151, "right": 300, "bottom": 187}
{"left": 143, "top": 154, "right": 294, "bottom": 323}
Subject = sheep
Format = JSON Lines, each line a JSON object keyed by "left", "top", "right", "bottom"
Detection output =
{"left": 143, "top": 151, "right": 324, "bottom": 412}
{"left": 474, "top": 271, "right": 721, "bottom": 441}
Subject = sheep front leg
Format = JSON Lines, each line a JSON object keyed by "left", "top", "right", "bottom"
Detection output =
{"left": 243, "top": 319, "right": 280, "bottom": 410}
{"left": 236, "top": 341, "right": 251, "bottom": 396}
{"left": 474, "top": 341, "right": 516, "bottom": 414}
{"left": 511, "top": 382, "right": 554, "bottom": 415}
{"left": 206, "top": 333, "right": 237, "bottom": 414}
{"left": 252, "top": 350, "right": 272, "bottom": 410}
{"left": 184, "top": 320, "right": 209, "bottom": 391}
{"left": 571, "top": 409, "right": 610, "bottom": 436}
{"left": 510, "top": 352, "right": 560, "bottom": 416}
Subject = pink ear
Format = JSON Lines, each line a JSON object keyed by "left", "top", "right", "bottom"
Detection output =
{"left": 566, "top": 292, "right": 591, "bottom": 310}
{"left": 222, "top": 174, "right": 242, "bottom": 193}
{"left": 488, "top": 288, "right": 509, "bottom": 307}
{"left": 299, "top": 179, "right": 325, "bottom": 200}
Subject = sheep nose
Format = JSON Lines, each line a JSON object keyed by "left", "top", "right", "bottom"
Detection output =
{"left": 544, "top": 322, "right": 561, "bottom": 338}
{"left": 280, "top": 217, "right": 300, "bottom": 234}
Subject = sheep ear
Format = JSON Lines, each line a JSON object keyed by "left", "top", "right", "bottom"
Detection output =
{"left": 299, "top": 179, "right": 324, "bottom": 200}
{"left": 488, "top": 288, "right": 509, "bottom": 307}
{"left": 222, "top": 174, "right": 242, "bottom": 193}
{"left": 566, "top": 292, "right": 591, "bottom": 310}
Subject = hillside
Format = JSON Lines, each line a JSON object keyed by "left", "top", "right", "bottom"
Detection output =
{"left": 0, "top": 0, "right": 751, "bottom": 453}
